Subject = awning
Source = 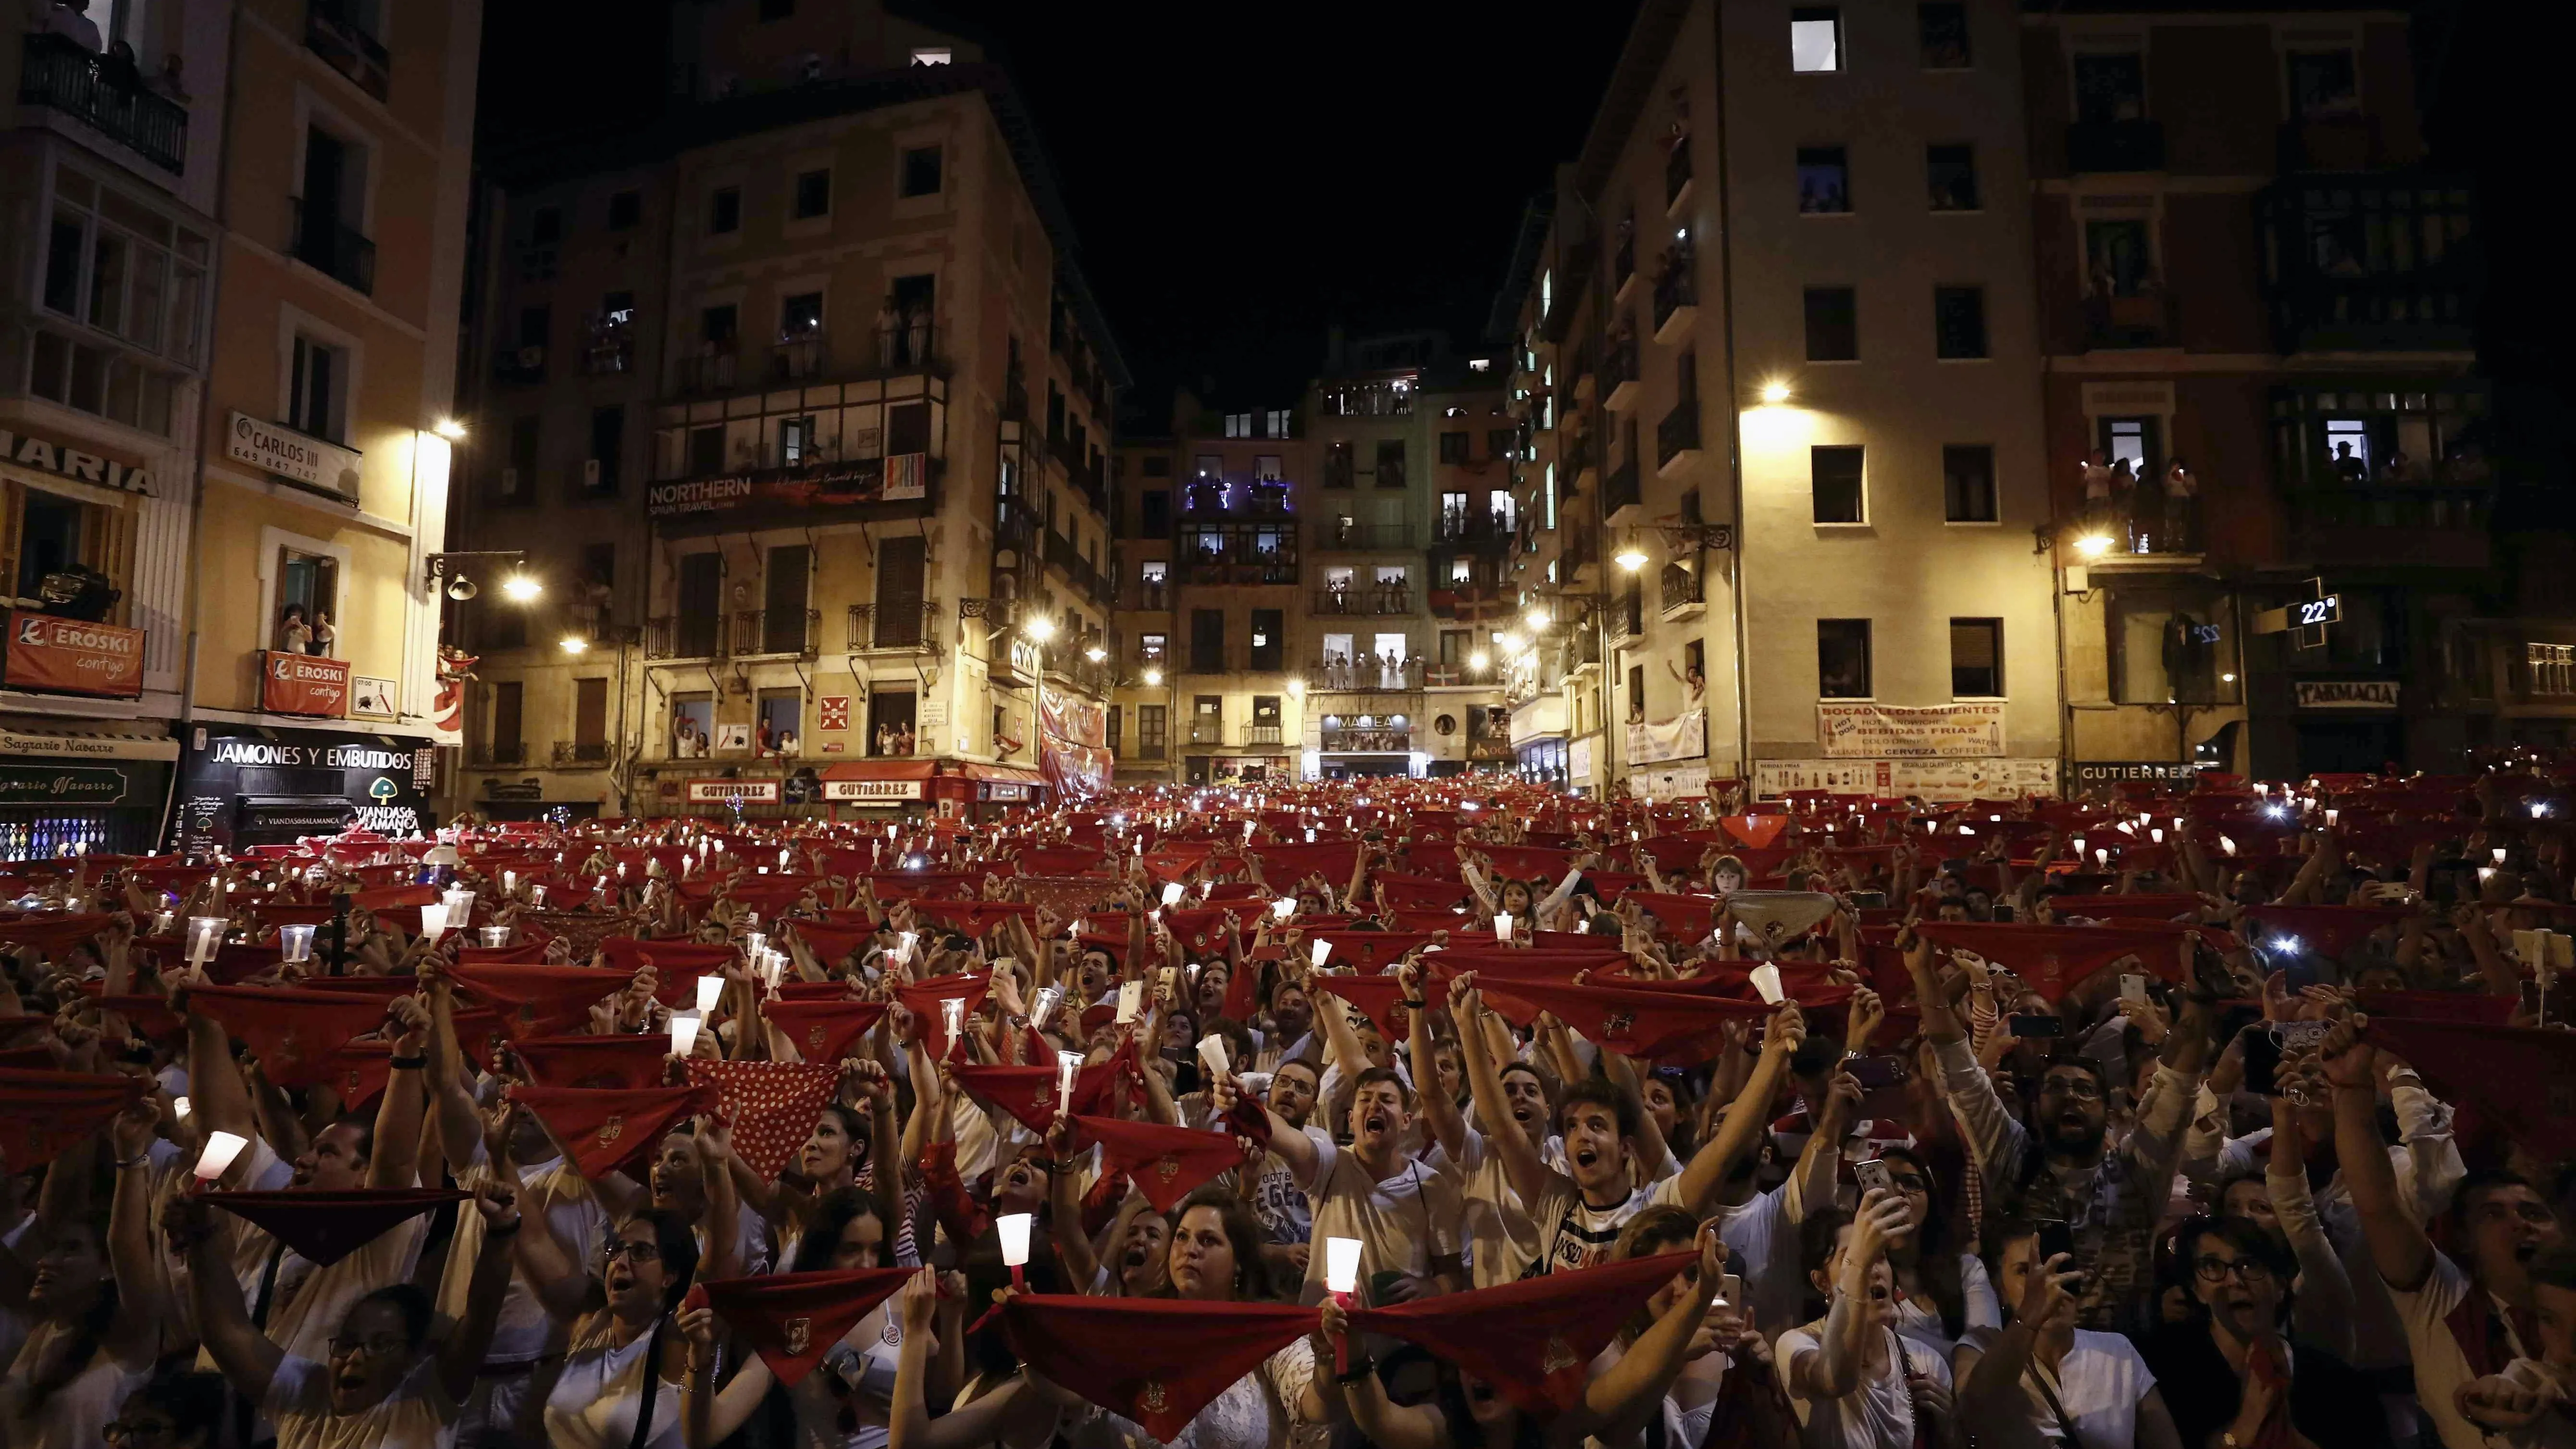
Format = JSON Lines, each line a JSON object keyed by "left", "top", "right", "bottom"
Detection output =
{"left": 0, "top": 716, "right": 179, "bottom": 761}
{"left": 962, "top": 763, "right": 1044, "bottom": 786}
{"left": 820, "top": 759, "right": 939, "bottom": 781}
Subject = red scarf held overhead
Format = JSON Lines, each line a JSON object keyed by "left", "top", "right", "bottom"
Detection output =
{"left": 316, "top": 1040, "right": 394, "bottom": 1110}
{"left": 507, "top": 1080, "right": 718, "bottom": 1178}
{"left": 910, "top": 900, "right": 1039, "bottom": 940}
{"left": 454, "top": 942, "right": 551, "bottom": 965}
{"left": 692, "top": 1269, "right": 916, "bottom": 1386}
{"left": 2364, "top": 1017, "right": 2576, "bottom": 1161}
{"left": 789, "top": 922, "right": 874, "bottom": 967}
{"left": 75, "top": 985, "right": 188, "bottom": 1045}
{"left": 1350, "top": 1249, "right": 1694, "bottom": 1415}
{"left": 1622, "top": 892, "right": 1721, "bottom": 942}
{"left": 1719, "top": 815, "right": 1790, "bottom": 849}
{"left": 187, "top": 985, "right": 393, "bottom": 1089}
{"left": 1472, "top": 976, "right": 1774, "bottom": 1064}
{"left": 0, "top": 1068, "right": 148, "bottom": 1169}
{"left": 351, "top": 884, "right": 438, "bottom": 913}
{"left": 206, "top": 1188, "right": 465, "bottom": 1266}
{"left": 2055, "top": 893, "right": 2203, "bottom": 921}
{"left": 893, "top": 972, "right": 991, "bottom": 1060}
{"left": 1302, "top": 931, "right": 1434, "bottom": 973}
{"left": 1017, "top": 845, "right": 1112, "bottom": 876}
{"left": 1398, "top": 845, "right": 1465, "bottom": 881}
{"left": 684, "top": 1060, "right": 839, "bottom": 1179}
{"left": 1068, "top": 1115, "right": 1248, "bottom": 1213}
{"left": 1162, "top": 906, "right": 1239, "bottom": 958}
{"left": 1003, "top": 1296, "right": 1319, "bottom": 1441}
{"left": 0, "top": 911, "right": 113, "bottom": 953}
{"left": 1247, "top": 841, "right": 1362, "bottom": 889}
{"left": 1375, "top": 872, "right": 1469, "bottom": 909}
{"left": 2354, "top": 989, "right": 2515, "bottom": 1025}
{"left": 950, "top": 1039, "right": 1137, "bottom": 1136}
{"left": 1221, "top": 954, "right": 1263, "bottom": 1023}
{"left": 1310, "top": 974, "right": 1416, "bottom": 1043}
{"left": 1476, "top": 845, "right": 1576, "bottom": 883}
{"left": 447, "top": 962, "right": 630, "bottom": 1038}
{"left": 1910, "top": 922, "right": 2182, "bottom": 1004}
{"left": 763, "top": 1000, "right": 890, "bottom": 1065}
{"left": 598, "top": 939, "right": 730, "bottom": 1009}
{"left": 512, "top": 1034, "right": 676, "bottom": 1090}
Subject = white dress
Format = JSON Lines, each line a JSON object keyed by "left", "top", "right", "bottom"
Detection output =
{"left": 545, "top": 1319, "right": 684, "bottom": 1449}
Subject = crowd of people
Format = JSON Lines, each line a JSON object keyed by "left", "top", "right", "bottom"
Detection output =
{"left": 4, "top": 763, "right": 2575, "bottom": 1449}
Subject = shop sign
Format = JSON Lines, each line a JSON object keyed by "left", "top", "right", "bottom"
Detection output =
{"left": 0, "top": 763, "right": 128, "bottom": 805}
{"left": 226, "top": 412, "right": 362, "bottom": 501}
{"left": 2293, "top": 680, "right": 2399, "bottom": 710}
{"left": 1817, "top": 702, "right": 2004, "bottom": 759}
{"left": 1628, "top": 760, "right": 1712, "bottom": 803}
{"left": 1755, "top": 756, "right": 2060, "bottom": 802}
{"left": 0, "top": 728, "right": 174, "bottom": 761}
{"left": 1569, "top": 735, "right": 1595, "bottom": 783}
{"left": 261, "top": 652, "right": 352, "bottom": 718}
{"left": 2071, "top": 761, "right": 2202, "bottom": 787}
{"left": 174, "top": 728, "right": 438, "bottom": 849}
{"left": 823, "top": 778, "right": 925, "bottom": 801}
{"left": 483, "top": 779, "right": 545, "bottom": 801}
{"left": 2, "top": 610, "right": 145, "bottom": 698}
{"left": 0, "top": 426, "right": 154, "bottom": 494}
{"left": 645, "top": 454, "right": 928, "bottom": 519}
{"left": 687, "top": 779, "right": 780, "bottom": 804}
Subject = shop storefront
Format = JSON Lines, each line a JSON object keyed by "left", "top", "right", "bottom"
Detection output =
{"left": 1517, "top": 737, "right": 1568, "bottom": 787}
{"left": 172, "top": 724, "right": 438, "bottom": 851}
{"left": 0, "top": 718, "right": 176, "bottom": 859}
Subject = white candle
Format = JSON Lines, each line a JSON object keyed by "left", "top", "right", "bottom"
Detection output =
{"left": 695, "top": 976, "right": 724, "bottom": 1013}
{"left": 481, "top": 926, "right": 509, "bottom": 948}
{"left": 195, "top": 1130, "right": 248, "bottom": 1181}
{"left": 1198, "top": 1035, "right": 1230, "bottom": 1077}
{"left": 1324, "top": 1237, "right": 1364, "bottom": 1296}
{"left": 186, "top": 916, "right": 225, "bottom": 964}
{"left": 1311, "top": 939, "right": 1333, "bottom": 968}
{"left": 941, "top": 995, "right": 966, "bottom": 1048}
{"left": 1494, "top": 913, "right": 1513, "bottom": 942}
{"left": 997, "top": 1212, "right": 1033, "bottom": 1267}
{"left": 444, "top": 887, "right": 476, "bottom": 922}
{"left": 1056, "top": 1050, "right": 1083, "bottom": 1115}
{"left": 1749, "top": 963, "right": 1785, "bottom": 1005}
{"left": 669, "top": 1012, "right": 703, "bottom": 1056}
{"left": 1162, "top": 882, "right": 1185, "bottom": 907}
{"left": 1273, "top": 897, "right": 1297, "bottom": 919}
{"left": 1032, "top": 986, "right": 1062, "bottom": 1029}
{"left": 279, "top": 924, "right": 316, "bottom": 964}
{"left": 419, "top": 902, "right": 450, "bottom": 940}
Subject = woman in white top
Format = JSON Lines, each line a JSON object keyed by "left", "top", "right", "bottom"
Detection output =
{"left": 1874, "top": 1147, "right": 2001, "bottom": 1357}
{"left": 1597, "top": 1206, "right": 1769, "bottom": 1449}
{"left": 177, "top": 1184, "right": 519, "bottom": 1449}
{"left": 517, "top": 1206, "right": 699, "bottom": 1449}
{"left": 1777, "top": 1190, "right": 1960, "bottom": 1449}
{"left": 1953, "top": 1220, "right": 2184, "bottom": 1449}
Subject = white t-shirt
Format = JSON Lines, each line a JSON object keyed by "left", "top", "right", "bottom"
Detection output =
{"left": 437, "top": 1152, "right": 607, "bottom": 1365}
{"left": 1251, "top": 1126, "right": 1331, "bottom": 1245}
{"left": 1888, "top": 1254, "right": 2002, "bottom": 1357}
{"left": 1527, "top": 1167, "right": 1686, "bottom": 1278}
{"left": 1718, "top": 1186, "right": 1804, "bottom": 1342}
{"left": 1426, "top": 1127, "right": 1543, "bottom": 1288}
{"left": 1775, "top": 1323, "right": 1952, "bottom": 1449}
{"left": 1296, "top": 1139, "right": 1460, "bottom": 1303}
{"left": 2022, "top": 1330, "right": 2156, "bottom": 1449}
{"left": 265, "top": 1353, "right": 457, "bottom": 1449}
{"left": 2389, "top": 1248, "right": 2536, "bottom": 1449}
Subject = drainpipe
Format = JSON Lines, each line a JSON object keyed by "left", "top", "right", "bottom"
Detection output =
{"left": 1709, "top": 0, "right": 1755, "bottom": 790}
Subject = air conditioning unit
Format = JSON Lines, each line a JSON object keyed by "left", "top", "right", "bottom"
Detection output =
{"left": 582, "top": 458, "right": 601, "bottom": 488}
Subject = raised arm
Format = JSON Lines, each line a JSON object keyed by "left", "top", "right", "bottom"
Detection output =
{"left": 178, "top": 1196, "right": 285, "bottom": 1401}
{"left": 1449, "top": 974, "right": 1550, "bottom": 1209}
{"left": 2322, "top": 1025, "right": 2434, "bottom": 1291}
{"left": 367, "top": 996, "right": 432, "bottom": 1188}
{"left": 1794, "top": 1189, "right": 1906, "bottom": 1402}
{"left": 438, "top": 1185, "right": 524, "bottom": 1401}
{"left": 1402, "top": 964, "right": 1467, "bottom": 1161}
{"left": 1214, "top": 1071, "right": 1316, "bottom": 1184}
{"left": 1566, "top": 1223, "right": 1729, "bottom": 1444}
{"left": 1672, "top": 1001, "right": 1805, "bottom": 1216}
{"left": 421, "top": 965, "right": 489, "bottom": 1175}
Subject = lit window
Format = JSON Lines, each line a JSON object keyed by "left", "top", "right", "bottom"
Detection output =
{"left": 1791, "top": 7, "right": 1842, "bottom": 72}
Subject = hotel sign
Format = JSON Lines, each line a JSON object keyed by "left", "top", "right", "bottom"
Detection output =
{"left": 227, "top": 413, "right": 362, "bottom": 501}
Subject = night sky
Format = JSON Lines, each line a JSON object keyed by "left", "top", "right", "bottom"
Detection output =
{"left": 480, "top": 1, "right": 2557, "bottom": 485}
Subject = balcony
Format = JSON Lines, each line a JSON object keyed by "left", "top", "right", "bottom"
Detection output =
{"left": 1045, "top": 652, "right": 1113, "bottom": 698}
{"left": 1664, "top": 139, "right": 1694, "bottom": 215}
{"left": 583, "top": 322, "right": 634, "bottom": 376}
{"left": 470, "top": 742, "right": 527, "bottom": 768}
{"left": 647, "top": 615, "right": 723, "bottom": 660}
{"left": 1433, "top": 510, "right": 1510, "bottom": 544}
{"left": 1002, "top": 371, "right": 1029, "bottom": 423}
{"left": 306, "top": 0, "right": 391, "bottom": 100}
{"left": 1559, "top": 527, "right": 1597, "bottom": 579}
{"left": 677, "top": 351, "right": 738, "bottom": 393}
{"left": 1314, "top": 520, "right": 1414, "bottom": 552}
{"left": 2083, "top": 290, "right": 2180, "bottom": 350}
{"left": 1183, "top": 478, "right": 1293, "bottom": 518}
{"left": 1188, "top": 719, "right": 1224, "bottom": 745}
{"left": 1652, "top": 254, "right": 1697, "bottom": 343}
{"left": 1659, "top": 561, "right": 1706, "bottom": 620}
{"left": 552, "top": 741, "right": 612, "bottom": 767}
{"left": 1603, "top": 456, "right": 1642, "bottom": 524}
{"left": 731, "top": 608, "right": 820, "bottom": 657}
{"left": 1313, "top": 656, "right": 1428, "bottom": 691}
{"left": 1322, "top": 725, "right": 1411, "bottom": 753}
{"left": 2066, "top": 119, "right": 2165, "bottom": 174}
{"left": 17, "top": 33, "right": 188, "bottom": 173}
{"left": 1244, "top": 723, "right": 1285, "bottom": 746}
{"left": 2278, "top": 116, "right": 2390, "bottom": 174}
{"left": 1561, "top": 430, "right": 1598, "bottom": 496}
{"left": 1655, "top": 403, "right": 1701, "bottom": 476}
{"left": 1314, "top": 585, "right": 1412, "bottom": 616}
{"left": 2285, "top": 484, "right": 2493, "bottom": 571}
{"left": 846, "top": 600, "right": 943, "bottom": 652}
{"left": 1608, "top": 591, "right": 1644, "bottom": 647}
{"left": 1423, "top": 662, "right": 1501, "bottom": 688}
{"left": 290, "top": 197, "right": 376, "bottom": 296}
{"left": 2257, "top": 175, "right": 2477, "bottom": 353}
{"left": 1540, "top": 241, "right": 1593, "bottom": 344}
{"left": 1601, "top": 332, "right": 1641, "bottom": 411}
{"left": 1130, "top": 581, "right": 1171, "bottom": 612}
{"left": 1177, "top": 532, "right": 1299, "bottom": 586}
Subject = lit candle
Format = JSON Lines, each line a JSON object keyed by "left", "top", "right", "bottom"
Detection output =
{"left": 997, "top": 1212, "right": 1033, "bottom": 1289}
{"left": 1197, "top": 1035, "right": 1230, "bottom": 1078}
{"left": 1494, "top": 913, "right": 1513, "bottom": 943}
{"left": 1032, "top": 985, "right": 1062, "bottom": 1029}
{"left": 173, "top": 1095, "right": 191, "bottom": 1120}
{"left": 194, "top": 1130, "right": 248, "bottom": 1183}
{"left": 1056, "top": 1049, "right": 1083, "bottom": 1116}
{"left": 696, "top": 976, "right": 724, "bottom": 1013}
{"left": 670, "top": 1012, "right": 703, "bottom": 1057}
{"left": 419, "top": 902, "right": 449, "bottom": 940}
{"left": 279, "top": 924, "right": 316, "bottom": 965}
{"left": 186, "top": 916, "right": 224, "bottom": 965}
{"left": 1324, "top": 1236, "right": 1364, "bottom": 1373}
{"left": 941, "top": 996, "right": 966, "bottom": 1054}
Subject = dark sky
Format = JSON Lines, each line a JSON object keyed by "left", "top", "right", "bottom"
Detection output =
{"left": 477, "top": 1, "right": 1643, "bottom": 420}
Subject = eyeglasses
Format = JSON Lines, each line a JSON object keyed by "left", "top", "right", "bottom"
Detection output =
{"left": 2192, "top": 1255, "right": 2273, "bottom": 1285}
{"left": 2038, "top": 1077, "right": 2103, "bottom": 1101}
{"left": 602, "top": 1239, "right": 663, "bottom": 1264}
{"left": 102, "top": 1422, "right": 174, "bottom": 1443}
{"left": 1886, "top": 1174, "right": 1932, "bottom": 1194}
{"left": 327, "top": 1331, "right": 409, "bottom": 1358}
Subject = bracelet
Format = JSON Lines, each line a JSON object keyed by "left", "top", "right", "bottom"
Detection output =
{"left": 1402, "top": 998, "right": 1427, "bottom": 1009}
{"left": 1334, "top": 1356, "right": 1377, "bottom": 1385}
{"left": 114, "top": 1152, "right": 150, "bottom": 1170}
{"left": 389, "top": 1054, "right": 429, "bottom": 1070}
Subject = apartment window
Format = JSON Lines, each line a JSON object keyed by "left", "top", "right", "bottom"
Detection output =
{"left": 675, "top": 554, "right": 722, "bottom": 656}
{"left": 1253, "top": 695, "right": 1282, "bottom": 727}
{"left": 1804, "top": 286, "right": 1858, "bottom": 361}
{"left": 1933, "top": 286, "right": 1988, "bottom": 359}
{"left": 688, "top": 424, "right": 725, "bottom": 475}
{"left": 1627, "top": 665, "right": 1647, "bottom": 719}
{"left": 1105, "top": 704, "right": 1122, "bottom": 755}
{"left": 1193, "top": 696, "right": 1222, "bottom": 742}
{"left": 1190, "top": 609, "right": 1225, "bottom": 673}
{"left": 1140, "top": 490, "right": 1170, "bottom": 535}
{"left": 1140, "top": 631, "right": 1168, "bottom": 662}
{"left": 1265, "top": 409, "right": 1291, "bottom": 437}
{"left": 1254, "top": 454, "right": 1283, "bottom": 481}
{"left": 1796, "top": 147, "right": 1851, "bottom": 213}
{"left": 1811, "top": 445, "right": 1866, "bottom": 524}
{"left": 1950, "top": 618, "right": 2003, "bottom": 697}
{"left": 2108, "top": 590, "right": 2238, "bottom": 705}
{"left": 702, "top": 304, "right": 738, "bottom": 345}
{"left": 607, "top": 190, "right": 641, "bottom": 230}
{"left": 2074, "top": 53, "right": 2147, "bottom": 124}
{"left": 502, "top": 417, "right": 538, "bottom": 500}
{"left": 2287, "top": 49, "right": 2360, "bottom": 121}
{"left": 872, "top": 536, "right": 926, "bottom": 646}
{"left": 1927, "top": 145, "right": 1980, "bottom": 211}
{"left": 287, "top": 333, "right": 347, "bottom": 442}
{"left": 490, "top": 682, "right": 524, "bottom": 761}
{"left": 1376, "top": 440, "right": 1407, "bottom": 490}
{"left": 529, "top": 208, "right": 560, "bottom": 247}
{"left": 1251, "top": 609, "right": 1284, "bottom": 670}
{"left": 42, "top": 169, "right": 211, "bottom": 366}
{"left": 1684, "top": 639, "right": 1705, "bottom": 679}
{"left": 781, "top": 291, "right": 823, "bottom": 338}
{"left": 792, "top": 168, "right": 831, "bottom": 220}
{"left": 12, "top": 491, "right": 84, "bottom": 601}
{"left": 1439, "top": 630, "right": 1469, "bottom": 664}
{"left": 586, "top": 405, "right": 623, "bottom": 494}
{"left": 762, "top": 545, "right": 811, "bottom": 654}
{"left": 1942, "top": 445, "right": 1997, "bottom": 522}
{"left": 1326, "top": 440, "right": 1356, "bottom": 488}
{"left": 1139, "top": 704, "right": 1167, "bottom": 759}
{"left": 574, "top": 677, "right": 609, "bottom": 749}
{"left": 2101, "top": 416, "right": 2160, "bottom": 481}
{"left": 1818, "top": 619, "right": 1872, "bottom": 698}
{"left": 600, "top": 290, "right": 636, "bottom": 329}
{"left": 1790, "top": 7, "right": 1842, "bottom": 72}
{"left": 295, "top": 126, "right": 370, "bottom": 293}
{"left": 709, "top": 186, "right": 741, "bottom": 235}
{"left": 1918, "top": 2, "right": 1971, "bottom": 67}
{"left": 1449, "top": 556, "right": 1472, "bottom": 584}
{"left": 900, "top": 146, "right": 943, "bottom": 198}
{"left": 2529, "top": 644, "right": 2576, "bottom": 698}
{"left": 581, "top": 541, "right": 616, "bottom": 589}
{"left": 778, "top": 416, "right": 813, "bottom": 466}
{"left": 1439, "top": 431, "right": 1470, "bottom": 464}
{"left": 1486, "top": 429, "right": 1514, "bottom": 463}
{"left": 1223, "top": 413, "right": 1249, "bottom": 438}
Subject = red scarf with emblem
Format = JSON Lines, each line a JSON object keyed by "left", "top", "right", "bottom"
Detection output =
{"left": 1469, "top": 976, "right": 1774, "bottom": 1063}
{"left": 692, "top": 1268, "right": 915, "bottom": 1386}
{"left": 1002, "top": 1296, "right": 1318, "bottom": 1441}
{"left": 1247, "top": 842, "right": 1362, "bottom": 889}
{"left": 893, "top": 972, "right": 991, "bottom": 1059}
{"left": 1350, "top": 1249, "right": 1692, "bottom": 1415}
{"left": 0, "top": 912, "right": 113, "bottom": 953}
{"left": 2364, "top": 1017, "right": 2576, "bottom": 1160}
{"left": 1310, "top": 974, "right": 1416, "bottom": 1042}
{"left": 0, "top": 1068, "right": 148, "bottom": 1168}
{"left": 1911, "top": 922, "right": 2181, "bottom": 1004}
{"left": 1070, "top": 1115, "right": 1248, "bottom": 1213}
{"left": 763, "top": 1000, "right": 890, "bottom": 1065}
{"left": 950, "top": 1039, "right": 1138, "bottom": 1135}
{"left": 910, "top": 901, "right": 1040, "bottom": 940}
{"left": 448, "top": 963, "right": 631, "bottom": 1039}
{"left": 1301, "top": 931, "right": 1434, "bottom": 973}
{"left": 507, "top": 1080, "right": 718, "bottom": 1178}
{"left": 789, "top": 922, "right": 875, "bottom": 967}
{"left": 187, "top": 985, "right": 393, "bottom": 1089}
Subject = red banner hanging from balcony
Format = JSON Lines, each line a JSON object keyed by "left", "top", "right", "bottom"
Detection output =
{"left": 1038, "top": 691, "right": 1111, "bottom": 800}
{"left": 260, "top": 651, "right": 351, "bottom": 717}
{"left": 2, "top": 610, "right": 144, "bottom": 698}
{"left": 645, "top": 454, "right": 929, "bottom": 520}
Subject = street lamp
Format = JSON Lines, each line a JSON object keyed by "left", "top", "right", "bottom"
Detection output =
{"left": 1022, "top": 615, "right": 1056, "bottom": 642}
{"left": 1759, "top": 380, "right": 1792, "bottom": 405}
{"left": 2073, "top": 533, "right": 2113, "bottom": 559}
{"left": 1614, "top": 538, "right": 1649, "bottom": 572}
{"left": 1085, "top": 644, "right": 1106, "bottom": 662}
{"left": 1523, "top": 604, "right": 1550, "bottom": 629}
{"left": 1143, "top": 666, "right": 1163, "bottom": 686}
{"left": 559, "top": 635, "right": 588, "bottom": 655}
{"left": 501, "top": 573, "right": 544, "bottom": 602}
{"left": 1470, "top": 651, "right": 1490, "bottom": 671}
{"left": 432, "top": 418, "right": 469, "bottom": 440}
{"left": 1495, "top": 632, "right": 1522, "bottom": 654}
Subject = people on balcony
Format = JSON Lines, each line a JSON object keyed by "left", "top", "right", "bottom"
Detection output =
{"left": 274, "top": 604, "right": 313, "bottom": 655}
{"left": 671, "top": 710, "right": 708, "bottom": 758}
{"left": 2161, "top": 458, "right": 2199, "bottom": 553}
{"left": 35, "top": 0, "right": 102, "bottom": 50}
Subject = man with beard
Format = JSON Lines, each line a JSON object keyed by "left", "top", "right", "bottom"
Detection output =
{"left": 1218, "top": 1059, "right": 1461, "bottom": 1306}
{"left": 2322, "top": 1022, "right": 2570, "bottom": 1449}
{"left": 1450, "top": 972, "right": 1809, "bottom": 1279}
{"left": 1906, "top": 930, "right": 2214, "bottom": 1331}
{"left": 1247, "top": 1058, "right": 1326, "bottom": 1278}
